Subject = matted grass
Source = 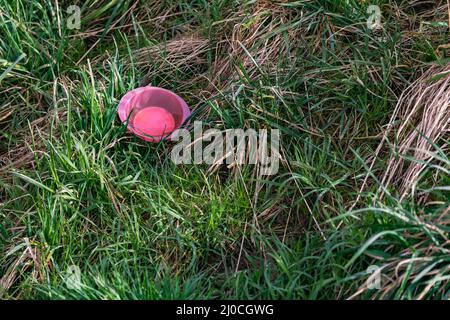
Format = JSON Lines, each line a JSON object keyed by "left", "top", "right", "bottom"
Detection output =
{"left": 1, "top": 0, "right": 449, "bottom": 299}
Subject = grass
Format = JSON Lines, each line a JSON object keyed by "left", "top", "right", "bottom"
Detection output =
{"left": 1, "top": 0, "right": 449, "bottom": 299}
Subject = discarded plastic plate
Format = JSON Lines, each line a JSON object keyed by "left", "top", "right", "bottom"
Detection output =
{"left": 117, "top": 86, "right": 190, "bottom": 142}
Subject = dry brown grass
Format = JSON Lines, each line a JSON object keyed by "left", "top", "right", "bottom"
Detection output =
{"left": 0, "top": 236, "right": 45, "bottom": 299}
{"left": 0, "top": 107, "right": 66, "bottom": 177}
{"left": 353, "top": 63, "right": 450, "bottom": 209}
{"left": 349, "top": 203, "right": 450, "bottom": 300}
{"left": 130, "top": 36, "right": 209, "bottom": 88}
{"left": 380, "top": 64, "right": 450, "bottom": 200}
{"left": 210, "top": 1, "right": 303, "bottom": 90}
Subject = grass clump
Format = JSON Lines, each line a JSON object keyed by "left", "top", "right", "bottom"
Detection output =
{"left": 1, "top": 0, "right": 449, "bottom": 299}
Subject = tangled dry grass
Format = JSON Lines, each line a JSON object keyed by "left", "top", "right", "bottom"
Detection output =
{"left": 209, "top": 1, "right": 304, "bottom": 91}
{"left": 380, "top": 64, "right": 450, "bottom": 200}
{"left": 353, "top": 62, "right": 450, "bottom": 210}
{"left": 0, "top": 236, "right": 44, "bottom": 298}
{"left": 0, "top": 107, "right": 66, "bottom": 177}
{"left": 129, "top": 36, "right": 209, "bottom": 91}
{"left": 349, "top": 203, "right": 450, "bottom": 300}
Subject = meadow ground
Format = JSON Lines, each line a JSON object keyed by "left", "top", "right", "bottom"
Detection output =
{"left": 0, "top": 0, "right": 449, "bottom": 299}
